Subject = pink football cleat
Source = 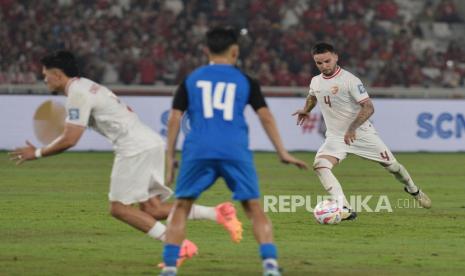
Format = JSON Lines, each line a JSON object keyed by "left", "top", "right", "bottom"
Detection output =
{"left": 216, "top": 202, "right": 243, "bottom": 243}
{"left": 158, "top": 239, "right": 198, "bottom": 268}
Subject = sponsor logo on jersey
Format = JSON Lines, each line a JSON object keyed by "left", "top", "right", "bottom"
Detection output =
{"left": 69, "top": 108, "right": 80, "bottom": 120}
{"left": 357, "top": 84, "right": 367, "bottom": 94}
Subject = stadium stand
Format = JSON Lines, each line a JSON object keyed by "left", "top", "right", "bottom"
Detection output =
{"left": 0, "top": 0, "right": 464, "bottom": 88}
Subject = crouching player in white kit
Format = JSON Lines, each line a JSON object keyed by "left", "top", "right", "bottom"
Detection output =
{"left": 9, "top": 51, "right": 243, "bottom": 266}
{"left": 293, "top": 43, "right": 431, "bottom": 220}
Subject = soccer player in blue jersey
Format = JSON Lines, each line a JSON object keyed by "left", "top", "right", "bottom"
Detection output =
{"left": 159, "top": 27, "right": 308, "bottom": 276}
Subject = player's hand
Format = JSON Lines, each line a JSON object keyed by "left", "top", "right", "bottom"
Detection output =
{"left": 344, "top": 129, "right": 356, "bottom": 145}
{"left": 279, "top": 151, "right": 308, "bottom": 170}
{"left": 165, "top": 157, "right": 179, "bottom": 186}
{"left": 8, "top": 140, "right": 36, "bottom": 165}
{"left": 292, "top": 110, "right": 310, "bottom": 126}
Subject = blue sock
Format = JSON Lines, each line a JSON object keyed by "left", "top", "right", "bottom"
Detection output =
{"left": 260, "top": 243, "right": 278, "bottom": 259}
{"left": 163, "top": 244, "right": 181, "bottom": 267}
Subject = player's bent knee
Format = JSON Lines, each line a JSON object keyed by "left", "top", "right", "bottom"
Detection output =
{"left": 313, "top": 158, "right": 334, "bottom": 171}
{"left": 172, "top": 199, "right": 195, "bottom": 215}
{"left": 139, "top": 204, "right": 158, "bottom": 218}
{"left": 109, "top": 201, "right": 129, "bottom": 219}
{"left": 241, "top": 199, "right": 262, "bottom": 216}
{"left": 242, "top": 200, "right": 270, "bottom": 225}
{"left": 385, "top": 161, "right": 401, "bottom": 173}
{"left": 140, "top": 197, "right": 161, "bottom": 214}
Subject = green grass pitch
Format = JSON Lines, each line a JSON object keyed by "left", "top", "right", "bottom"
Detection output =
{"left": 1, "top": 151, "right": 464, "bottom": 275}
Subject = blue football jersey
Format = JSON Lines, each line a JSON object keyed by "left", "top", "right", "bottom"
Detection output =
{"left": 173, "top": 64, "right": 267, "bottom": 162}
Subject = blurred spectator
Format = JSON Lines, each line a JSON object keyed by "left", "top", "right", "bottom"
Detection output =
{"left": 418, "top": 1, "right": 437, "bottom": 22}
{"left": 295, "top": 64, "right": 311, "bottom": 87}
{"left": 163, "top": 0, "right": 183, "bottom": 17}
{"left": 375, "top": 0, "right": 399, "bottom": 21}
{"left": 138, "top": 55, "right": 157, "bottom": 85}
{"left": 191, "top": 13, "right": 209, "bottom": 39}
{"left": 274, "top": 61, "right": 294, "bottom": 86}
{"left": 119, "top": 55, "right": 137, "bottom": 84}
{"left": 162, "top": 51, "right": 180, "bottom": 84}
{"left": 442, "top": 60, "right": 461, "bottom": 87}
{"left": 445, "top": 41, "right": 465, "bottom": 62}
{"left": 407, "top": 65, "right": 426, "bottom": 87}
{"left": 280, "top": 0, "right": 307, "bottom": 30}
{"left": 257, "top": 63, "right": 274, "bottom": 86}
{"left": 435, "top": 0, "right": 463, "bottom": 23}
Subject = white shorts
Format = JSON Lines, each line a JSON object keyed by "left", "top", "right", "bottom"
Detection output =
{"left": 316, "top": 133, "right": 396, "bottom": 164}
{"left": 109, "top": 146, "right": 172, "bottom": 205}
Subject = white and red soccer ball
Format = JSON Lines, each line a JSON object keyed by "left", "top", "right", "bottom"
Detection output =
{"left": 313, "top": 199, "right": 342, "bottom": 224}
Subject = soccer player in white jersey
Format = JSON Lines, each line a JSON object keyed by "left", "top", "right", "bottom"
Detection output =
{"left": 9, "top": 51, "right": 243, "bottom": 267}
{"left": 293, "top": 42, "right": 431, "bottom": 220}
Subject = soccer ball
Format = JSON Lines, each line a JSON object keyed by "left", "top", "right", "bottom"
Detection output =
{"left": 313, "top": 199, "right": 342, "bottom": 224}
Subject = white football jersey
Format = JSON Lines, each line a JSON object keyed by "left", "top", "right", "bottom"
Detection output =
{"left": 65, "top": 77, "right": 164, "bottom": 156}
{"left": 308, "top": 67, "right": 376, "bottom": 137}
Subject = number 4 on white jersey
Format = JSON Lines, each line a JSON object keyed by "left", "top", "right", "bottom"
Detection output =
{"left": 197, "top": 80, "right": 236, "bottom": 121}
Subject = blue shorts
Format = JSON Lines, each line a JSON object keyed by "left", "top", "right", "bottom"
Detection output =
{"left": 175, "top": 159, "right": 260, "bottom": 201}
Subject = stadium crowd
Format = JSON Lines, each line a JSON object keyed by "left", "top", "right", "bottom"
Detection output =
{"left": 1, "top": 0, "right": 464, "bottom": 88}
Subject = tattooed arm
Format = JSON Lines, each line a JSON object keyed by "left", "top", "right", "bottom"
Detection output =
{"left": 292, "top": 95, "right": 318, "bottom": 126}
{"left": 344, "top": 99, "right": 374, "bottom": 145}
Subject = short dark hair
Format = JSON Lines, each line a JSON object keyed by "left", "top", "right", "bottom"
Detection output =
{"left": 40, "top": 50, "right": 80, "bottom": 77}
{"left": 312, "top": 42, "right": 336, "bottom": 55}
{"left": 206, "top": 27, "right": 239, "bottom": 54}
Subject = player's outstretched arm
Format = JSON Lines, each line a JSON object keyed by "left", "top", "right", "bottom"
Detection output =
{"left": 344, "top": 98, "right": 374, "bottom": 145}
{"left": 166, "top": 109, "right": 183, "bottom": 185}
{"left": 292, "top": 95, "right": 317, "bottom": 125}
{"left": 256, "top": 107, "right": 308, "bottom": 170}
{"left": 8, "top": 123, "right": 85, "bottom": 165}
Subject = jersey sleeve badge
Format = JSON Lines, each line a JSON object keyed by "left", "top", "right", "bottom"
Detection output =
{"left": 357, "top": 84, "right": 367, "bottom": 94}
{"left": 68, "top": 108, "right": 80, "bottom": 120}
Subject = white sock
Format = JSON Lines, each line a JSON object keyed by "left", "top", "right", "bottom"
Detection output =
{"left": 398, "top": 165, "right": 418, "bottom": 193}
{"left": 386, "top": 162, "right": 418, "bottom": 193}
{"left": 187, "top": 205, "right": 217, "bottom": 221}
{"left": 147, "top": 222, "right": 166, "bottom": 241}
{"left": 161, "top": 267, "right": 177, "bottom": 273}
{"left": 263, "top": 258, "right": 279, "bottom": 269}
{"left": 315, "top": 168, "right": 350, "bottom": 209}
